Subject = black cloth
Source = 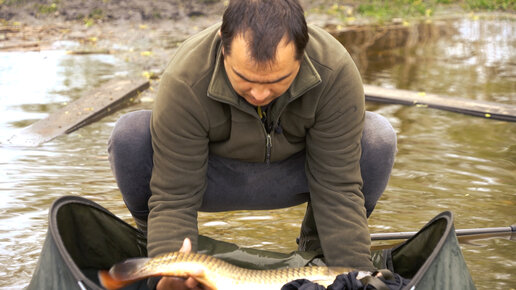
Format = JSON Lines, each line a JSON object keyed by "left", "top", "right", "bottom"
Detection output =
{"left": 281, "top": 271, "right": 411, "bottom": 290}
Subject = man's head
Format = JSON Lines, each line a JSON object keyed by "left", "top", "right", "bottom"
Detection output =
{"left": 220, "top": 0, "right": 308, "bottom": 106}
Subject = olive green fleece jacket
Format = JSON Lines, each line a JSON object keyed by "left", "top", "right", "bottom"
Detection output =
{"left": 149, "top": 23, "right": 374, "bottom": 270}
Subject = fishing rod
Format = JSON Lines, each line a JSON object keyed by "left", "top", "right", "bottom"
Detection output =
{"left": 370, "top": 224, "right": 516, "bottom": 241}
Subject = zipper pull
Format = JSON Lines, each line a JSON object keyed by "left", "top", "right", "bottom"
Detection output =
{"left": 266, "top": 133, "right": 272, "bottom": 165}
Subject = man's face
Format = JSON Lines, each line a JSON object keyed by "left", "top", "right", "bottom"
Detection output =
{"left": 223, "top": 34, "right": 301, "bottom": 107}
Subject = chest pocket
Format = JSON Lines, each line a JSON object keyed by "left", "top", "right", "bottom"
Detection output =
{"left": 207, "top": 104, "right": 231, "bottom": 142}
{"left": 280, "top": 103, "right": 315, "bottom": 145}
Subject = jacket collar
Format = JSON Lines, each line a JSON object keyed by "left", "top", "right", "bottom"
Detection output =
{"left": 207, "top": 44, "right": 321, "bottom": 107}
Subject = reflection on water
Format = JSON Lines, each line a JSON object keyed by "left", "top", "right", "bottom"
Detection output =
{"left": 0, "top": 49, "right": 139, "bottom": 288}
{"left": 353, "top": 16, "right": 516, "bottom": 105}
{"left": 0, "top": 17, "right": 515, "bottom": 289}
{"left": 353, "top": 17, "right": 516, "bottom": 290}
{"left": 0, "top": 50, "right": 130, "bottom": 136}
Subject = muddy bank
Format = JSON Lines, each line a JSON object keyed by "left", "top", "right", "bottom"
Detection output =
{"left": 0, "top": 0, "right": 349, "bottom": 24}
{"left": 0, "top": 0, "right": 227, "bottom": 22}
{"left": 2, "top": 0, "right": 512, "bottom": 98}
{"left": 0, "top": 0, "right": 349, "bottom": 75}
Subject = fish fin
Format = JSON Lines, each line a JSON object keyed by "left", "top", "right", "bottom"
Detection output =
{"left": 98, "top": 257, "right": 152, "bottom": 289}
{"left": 110, "top": 257, "right": 151, "bottom": 280}
{"left": 98, "top": 269, "right": 137, "bottom": 290}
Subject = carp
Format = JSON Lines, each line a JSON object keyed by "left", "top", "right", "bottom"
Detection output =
{"left": 98, "top": 251, "right": 353, "bottom": 290}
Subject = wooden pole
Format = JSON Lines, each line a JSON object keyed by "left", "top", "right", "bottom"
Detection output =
{"left": 364, "top": 85, "right": 516, "bottom": 122}
{"left": 5, "top": 79, "right": 514, "bottom": 147}
{"left": 371, "top": 224, "right": 516, "bottom": 241}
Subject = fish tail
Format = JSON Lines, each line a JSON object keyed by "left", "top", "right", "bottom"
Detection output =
{"left": 98, "top": 257, "right": 151, "bottom": 289}
{"left": 98, "top": 269, "right": 135, "bottom": 290}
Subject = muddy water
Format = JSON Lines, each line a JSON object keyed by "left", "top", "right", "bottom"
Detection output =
{"left": 0, "top": 17, "right": 514, "bottom": 289}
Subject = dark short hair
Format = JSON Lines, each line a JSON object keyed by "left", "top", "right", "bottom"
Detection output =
{"left": 220, "top": 0, "right": 308, "bottom": 63}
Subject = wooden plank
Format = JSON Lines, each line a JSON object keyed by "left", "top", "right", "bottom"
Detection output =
{"left": 364, "top": 85, "right": 516, "bottom": 122}
{"left": 0, "top": 41, "right": 40, "bottom": 51}
{"left": 6, "top": 77, "right": 150, "bottom": 146}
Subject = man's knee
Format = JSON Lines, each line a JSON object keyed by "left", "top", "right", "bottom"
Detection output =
{"left": 108, "top": 110, "right": 153, "bottom": 220}
{"left": 108, "top": 110, "right": 152, "bottom": 157}
{"left": 363, "top": 111, "right": 397, "bottom": 157}
{"left": 361, "top": 112, "right": 397, "bottom": 217}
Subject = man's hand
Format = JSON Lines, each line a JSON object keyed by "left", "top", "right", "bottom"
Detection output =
{"left": 156, "top": 238, "right": 205, "bottom": 290}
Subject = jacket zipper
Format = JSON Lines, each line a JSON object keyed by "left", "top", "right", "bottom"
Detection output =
{"left": 207, "top": 92, "right": 278, "bottom": 165}
{"left": 260, "top": 101, "right": 294, "bottom": 165}
{"left": 260, "top": 108, "right": 272, "bottom": 165}
{"left": 263, "top": 101, "right": 293, "bottom": 165}
{"left": 265, "top": 133, "right": 272, "bottom": 165}
{"left": 258, "top": 105, "right": 274, "bottom": 165}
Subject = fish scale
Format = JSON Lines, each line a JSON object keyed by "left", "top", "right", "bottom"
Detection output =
{"left": 98, "top": 251, "right": 354, "bottom": 290}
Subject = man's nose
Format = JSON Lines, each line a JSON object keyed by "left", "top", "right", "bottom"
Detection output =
{"left": 250, "top": 86, "right": 271, "bottom": 101}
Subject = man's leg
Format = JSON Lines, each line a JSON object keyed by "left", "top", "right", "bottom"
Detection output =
{"left": 108, "top": 110, "right": 396, "bottom": 237}
{"left": 108, "top": 110, "right": 153, "bottom": 234}
{"left": 298, "top": 111, "right": 397, "bottom": 251}
{"left": 108, "top": 110, "right": 309, "bottom": 216}
{"left": 200, "top": 150, "right": 309, "bottom": 212}
{"left": 361, "top": 111, "right": 397, "bottom": 217}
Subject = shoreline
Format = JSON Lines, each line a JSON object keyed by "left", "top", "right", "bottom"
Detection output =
{"left": 1, "top": 1, "right": 514, "bottom": 96}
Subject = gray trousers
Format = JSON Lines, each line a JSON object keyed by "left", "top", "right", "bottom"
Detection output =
{"left": 108, "top": 110, "right": 396, "bottom": 247}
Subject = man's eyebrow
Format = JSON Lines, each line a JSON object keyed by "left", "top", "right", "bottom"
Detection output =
{"left": 232, "top": 67, "right": 292, "bottom": 84}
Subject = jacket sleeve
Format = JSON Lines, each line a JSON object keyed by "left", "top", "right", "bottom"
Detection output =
{"left": 305, "top": 55, "right": 374, "bottom": 270}
{"left": 148, "top": 71, "right": 210, "bottom": 258}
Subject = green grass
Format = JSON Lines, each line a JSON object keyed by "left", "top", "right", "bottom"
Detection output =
{"left": 1, "top": 0, "right": 514, "bottom": 22}
{"left": 358, "top": 0, "right": 515, "bottom": 19}
{"left": 35, "top": 2, "right": 59, "bottom": 14}
{"left": 310, "top": 0, "right": 515, "bottom": 23}
{"left": 357, "top": 0, "right": 432, "bottom": 20}
{"left": 465, "top": 0, "right": 516, "bottom": 10}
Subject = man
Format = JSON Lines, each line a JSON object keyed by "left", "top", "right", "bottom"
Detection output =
{"left": 108, "top": 0, "right": 396, "bottom": 289}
